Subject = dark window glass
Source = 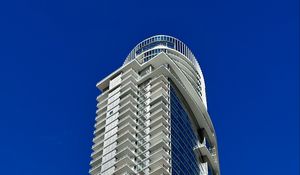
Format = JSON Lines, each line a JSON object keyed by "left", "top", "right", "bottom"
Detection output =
{"left": 170, "top": 83, "right": 203, "bottom": 175}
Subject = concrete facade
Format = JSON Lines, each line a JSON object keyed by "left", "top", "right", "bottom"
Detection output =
{"left": 90, "top": 35, "right": 220, "bottom": 175}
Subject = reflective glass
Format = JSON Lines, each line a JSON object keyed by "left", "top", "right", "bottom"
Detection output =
{"left": 170, "top": 83, "right": 203, "bottom": 175}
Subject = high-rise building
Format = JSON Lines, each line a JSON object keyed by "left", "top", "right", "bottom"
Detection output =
{"left": 90, "top": 35, "right": 220, "bottom": 175}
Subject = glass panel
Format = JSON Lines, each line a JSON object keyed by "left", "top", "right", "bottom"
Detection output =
{"left": 170, "top": 83, "right": 205, "bottom": 175}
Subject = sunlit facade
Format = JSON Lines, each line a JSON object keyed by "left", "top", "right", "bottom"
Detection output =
{"left": 90, "top": 35, "right": 220, "bottom": 175}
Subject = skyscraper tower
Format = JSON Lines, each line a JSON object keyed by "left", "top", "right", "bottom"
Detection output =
{"left": 90, "top": 35, "right": 220, "bottom": 175}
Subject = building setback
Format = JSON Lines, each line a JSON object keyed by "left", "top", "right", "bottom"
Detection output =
{"left": 89, "top": 35, "right": 220, "bottom": 175}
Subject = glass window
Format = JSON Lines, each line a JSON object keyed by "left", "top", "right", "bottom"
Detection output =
{"left": 170, "top": 83, "right": 204, "bottom": 175}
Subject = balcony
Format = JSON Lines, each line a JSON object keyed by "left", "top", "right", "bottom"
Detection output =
{"left": 149, "top": 123, "right": 169, "bottom": 137}
{"left": 148, "top": 148, "right": 170, "bottom": 164}
{"left": 120, "top": 81, "right": 138, "bottom": 96}
{"left": 149, "top": 87, "right": 168, "bottom": 105}
{"left": 149, "top": 165, "right": 169, "bottom": 175}
{"left": 118, "top": 108, "right": 138, "bottom": 121}
{"left": 115, "top": 155, "right": 135, "bottom": 170}
{"left": 89, "top": 163, "right": 101, "bottom": 175}
{"left": 96, "top": 104, "right": 107, "bottom": 115}
{"left": 96, "top": 90, "right": 109, "bottom": 102}
{"left": 96, "top": 98, "right": 108, "bottom": 111}
{"left": 119, "top": 94, "right": 137, "bottom": 107}
{"left": 115, "top": 146, "right": 137, "bottom": 160}
{"left": 150, "top": 80, "right": 169, "bottom": 93}
{"left": 149, "top": 117, "right": 169, "bottom": 130}
{"left": 116, "top": 130, "right": 136, "bottom": 144}
{"left": 149, "top": 135, "right": 170, "bottom": 153}
{"left": 118, "top": 101, "right": 138, "bottom": 115}
{"left": 90, "top": 153, "right": 103, "bottom": 167}
{"left": 91, "top": 145, "right": 103, "bottom": 158}
{"left": 116, "top": 138, "right": 136, "bottom": 152}
{"left": 149, "top": 101, "right": 169, "bottom": 114}
{"left": 118, "top": 115, "right": 137, "bottom": 128}
{"left": 150, "top": 75, "right": 168, "bottom": 86}
{"left": 93, "top": 124, "right": 105, "bottom": 138}
{"left": 95, "top": 110, "right": 106, "bottom": 122}
{"left": 92, "top": 138, "right": 104, "bottom": 151}
{"left": 94, "top": 116, "right": 106, "bottom": 130}
{"left": 138, "top": 155, "right": 170, "bottom": 175}
{"left": 149, "top": 108, "right": 169, "bottom": 122}
{"left": 93, "top": 131, "right": 105, "bottom": 144}
{"left": 121, "top": 73, "right": 138, "bottom": 87}
{"left": 131, "top": 132, "right": 170, "bottom": 158}
{"left": 193, "top": 143, "right": 219, "bottom": 174}
{"left": 114, "top": 164, "right": 136, "bottom": 175}
{"left": 149, "top": 156, "right": 170, "bottom": 172}
{"left": 117, "top": 123, "right": 136, "bottom": 135}
{"left": 122, "top": 68, "right": 139, "bottom": 81}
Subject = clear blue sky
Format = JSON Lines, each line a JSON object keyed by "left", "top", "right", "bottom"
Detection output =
{"left": 0, "top": 0, "right": 298, "bottom": 174}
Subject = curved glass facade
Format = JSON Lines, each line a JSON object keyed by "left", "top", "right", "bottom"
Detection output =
{"left": 124, "top": 35, "right": 208, "bottom": 108}
{"left": 170, "top": 83, "right": 205, "bottom": 175}
{"left": 124, "top": 35, "right": 202, "bottom": 75}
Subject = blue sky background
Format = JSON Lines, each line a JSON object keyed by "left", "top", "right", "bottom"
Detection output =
{"left": 0, "top": 0, "right": 299, "bottom": 174}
